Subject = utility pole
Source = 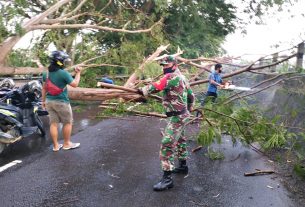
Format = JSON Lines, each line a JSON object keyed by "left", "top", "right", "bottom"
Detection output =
{"left": 271, "top": 53, "right": 278, "bottom": 72}
{"left": 296, "top": 42, "right": 304, "bottom": 69}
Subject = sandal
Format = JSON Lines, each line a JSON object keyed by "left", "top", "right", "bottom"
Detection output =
{"left": 63, "top": 142, "right": 80, "bottom": 150}
{"left": 53, "top": 144, "right": 63, "bottom": 152}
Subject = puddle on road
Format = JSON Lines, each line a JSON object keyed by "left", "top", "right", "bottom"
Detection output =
{"left": 0, "top": 103, "right": 101, "bottom": 164}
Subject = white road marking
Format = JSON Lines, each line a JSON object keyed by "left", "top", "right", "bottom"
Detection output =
{"left": 0, "top": 160, "right": 22, "bottom": 173}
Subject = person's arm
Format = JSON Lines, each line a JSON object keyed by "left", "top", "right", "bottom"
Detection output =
{"left": 187, "top": 87, "right": 195, "bottom": 112}
{"left": 42, "top": 82, "right": 47, "bottom": 109}
{"left": 210, "top": 76, "right": 224, "bottom": 88}
{"left": 183, "top": 76, "right": 195, "bottom": 111}
{"left": 69, "top": 67, "right": 81, "bottom": 88}
{"left": 41, "top": 72, "right": 47, "bottom": 109}
{"left": 139, "top": 75, "right": 169, "bottom": 96}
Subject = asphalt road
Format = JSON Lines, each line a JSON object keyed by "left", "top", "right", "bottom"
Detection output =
{"left": 0, "top": 114, "right": 299, "bottom": 207}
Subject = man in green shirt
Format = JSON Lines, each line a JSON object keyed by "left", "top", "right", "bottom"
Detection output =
{"left": 42, "top": 51, "right": 81, "bottom": 151}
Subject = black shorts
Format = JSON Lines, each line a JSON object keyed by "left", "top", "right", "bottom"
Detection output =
{"left": 206, "top": 91, "right": 217, "bottom": 98}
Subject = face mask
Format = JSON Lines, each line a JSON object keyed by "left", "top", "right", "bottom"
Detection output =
{"left": 163, "top": 64, "right": 176, "bottom": 74}
{"left": 163, "top": 66, "right": 175, "bottom": 74}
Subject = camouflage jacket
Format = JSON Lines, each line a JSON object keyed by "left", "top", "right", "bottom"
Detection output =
{"left": 142, "top": 69, "right": 195, "bottom": 114}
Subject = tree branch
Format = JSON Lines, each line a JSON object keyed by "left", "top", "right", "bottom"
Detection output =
{"left": 24, "top": 0, "right": 72, "bottom": 28}
{"left": 223, "top": 73, "right": 295, "bottom": 103}
{"left": 78, "top": 55, "right": 106, "bottom": 65}
{"left": 225, "top": 75, "right": 305, "bottom": 104}
{"left": 190, "top": 53, "right": 297, "bottom": 86}
{"left": 40, "top": 12, "right": 89, "bottom": 24}
{"left": 100, "top": 0, "right": 113, "bottom": 12}
{"left": 197, "top": 107, "right": 305, "bottom": 132}
{"left": 79, "top": 63, "right": 125, "bottom": 70}
{"left": 28, "top": 19, "right": 162, "bottom": 33}
{"left": 124, "top": 44, "right": 169, "bottom": 88}
{"left": 60, "top": 0, "right": 88, "bottom": 18}
{"left": 31, "top": 0, "right": 47, "bottom": 11}
{"left": 97, "top": 82, "right": 162, "bottom": 101}
{"left": 177, "top": 57, "right": 212, "bottom": 73}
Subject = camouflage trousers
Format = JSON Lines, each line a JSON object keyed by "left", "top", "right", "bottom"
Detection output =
{"left": 160, "top": 113, "right": 189, "bottom": 171}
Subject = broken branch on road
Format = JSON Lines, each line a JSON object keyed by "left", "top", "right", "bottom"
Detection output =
{"left": 192, "top": 145, "right": 203, "bottom": 153}
{"left": 244, "top": 170, "right": 275, "bottom": 176}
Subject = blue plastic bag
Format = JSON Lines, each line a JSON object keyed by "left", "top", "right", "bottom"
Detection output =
{"left": 101, "top": 77, "right": 114, "bottom": 84}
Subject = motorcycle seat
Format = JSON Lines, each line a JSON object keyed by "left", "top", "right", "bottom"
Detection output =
{"left": 0, "top": 103, "right": 21, "bottom": 113}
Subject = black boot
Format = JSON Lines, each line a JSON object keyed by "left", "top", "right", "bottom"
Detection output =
{"left": 173, "top": 160, "right": 188, "bottom": 174}
{"left": 153, "top": 171, "right": 174, "bottom": 191}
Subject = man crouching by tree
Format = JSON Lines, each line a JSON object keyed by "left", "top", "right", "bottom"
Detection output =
{"left": 138, "top": 56, "right": 195, "bottom": 191}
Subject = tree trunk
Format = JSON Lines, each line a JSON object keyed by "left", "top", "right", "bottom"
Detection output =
{"left": 124, "top": 45, "right": 169, "bottom": 88}
{"left": 14, "top": 81, "right": 140, "bottom": 101}
{"left": 0, "top": 37, "right": 23, "bottom": 65}
{"left": 0, "top": 0, "right": 72, "bottom": 65}
{"left": 0, "top": 66, "right": 46, "bottom": 75}
{"left": 67, "top": 86, "right": 141, "bottom": 101}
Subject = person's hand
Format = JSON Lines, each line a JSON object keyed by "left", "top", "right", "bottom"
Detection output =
{"left": 137, "top": 88, "right": 144, "bottom": 96}
{"left": 137, "top": 87, "right": 149, "bottom": 97}
{"left": 219, "top": 84, "right": 225, "bottom": 89}
{"left": 224, "top": 81, "right": 230, "bottom": 88}
{"left": 74, "top": 66, "right": 81, "bottom": 74}
{"left": 189, "top": 106, "right": 194, "bottom": 112}
{"left": 42, "top": 101, "right": 46, "bottom": 110}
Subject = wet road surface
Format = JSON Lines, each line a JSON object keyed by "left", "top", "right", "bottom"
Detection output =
{"left": 0, "top": 104, "right": 100, "bottom": 165}
{"left": 0, "top": 109, "right": 299, "bottom": 207}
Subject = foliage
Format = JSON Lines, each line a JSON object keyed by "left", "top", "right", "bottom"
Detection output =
{"left": 291, "top": 132, "right": 305, "bottom": 178}
{"left": 242, "top": 0, "right": 293, "bottom": 18}
{"left": 7, "top": 49, "right": 37, "bottom": 67}
{"left": 97, "top": 99, "right": 164, "bottom": 119}
{"left": 141, "top": 62, "right": 163, "bottom": 79}
{"left": 135, "top": 99, "right": 164, "bottom": 114}
{"left": 163, "top": 0, "right": 236, "bottom": 57}
{"left": 293, "top": 164, "right": 305, "bottom": 180}
{"left": 196, "top": 95, "right": 295, "bottom": 150}
{"left": 206, "top": 147, "right": 225, "bottom": 160}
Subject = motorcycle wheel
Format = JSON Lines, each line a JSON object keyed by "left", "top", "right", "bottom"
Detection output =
{"left": 34, "top": 114, "right": 46, "bottom": 137}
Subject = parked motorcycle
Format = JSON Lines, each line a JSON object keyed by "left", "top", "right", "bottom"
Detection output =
{"left": 0, "top": 78, "right": 15, "bottom": 99}
{"left": 0, "top": 80, "right": 48, "bottom": 154}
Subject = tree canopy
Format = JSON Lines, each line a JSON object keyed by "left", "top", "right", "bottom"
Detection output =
{"left": 0, "top": 0, "right": 297, "bottom": 70}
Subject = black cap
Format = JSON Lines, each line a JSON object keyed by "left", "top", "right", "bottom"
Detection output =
{"left": 215, "top": 63, "right": 222, "bottom": 70}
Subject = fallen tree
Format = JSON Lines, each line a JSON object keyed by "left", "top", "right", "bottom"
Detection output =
{"left": 11, "top": 43, "right": 302, "bottom": 102}
{"left": 7, "top": 44, "right": 302, "bottom": 105}
{"left": 68, "top": 86, "right": 140, "bottom": 101}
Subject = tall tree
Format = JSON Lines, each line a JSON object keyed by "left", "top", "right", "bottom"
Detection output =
{"left": 0, "top": 0, "right": 296, "bottom": 75}
{"left": 0, "top": 0, "right": 160, "bottom": 71}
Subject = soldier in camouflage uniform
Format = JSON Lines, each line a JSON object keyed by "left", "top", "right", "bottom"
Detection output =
{"left": 139, "top": 56, "right": 195, "bottom": 191}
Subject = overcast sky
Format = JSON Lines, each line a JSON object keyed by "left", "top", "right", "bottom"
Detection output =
{"left": 223, "top": 0, "right": 305, "bottom": 59}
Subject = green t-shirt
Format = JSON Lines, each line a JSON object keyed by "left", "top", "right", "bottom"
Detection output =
{"left": 42, "top": 69, "right": 74, "bottom": 103}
